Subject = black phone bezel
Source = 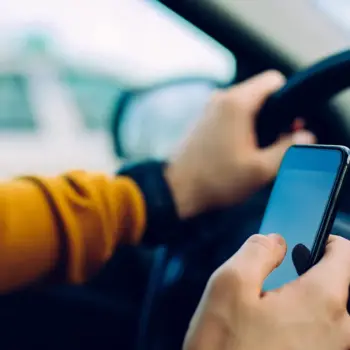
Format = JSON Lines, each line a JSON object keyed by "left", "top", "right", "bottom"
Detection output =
{"left": 291, "top": 145, "right": 350, "bottom": 267}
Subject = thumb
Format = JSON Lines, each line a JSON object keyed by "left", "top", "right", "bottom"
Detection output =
{"left": 260, "top": 130, "right": 316, "bottom": 182}
{"left": 227, "top": 234, "right": 287, "bottom": 296}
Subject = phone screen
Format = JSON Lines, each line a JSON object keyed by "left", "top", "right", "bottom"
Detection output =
{"left": 260, "top": 146, "right": 344, "bottom": 291}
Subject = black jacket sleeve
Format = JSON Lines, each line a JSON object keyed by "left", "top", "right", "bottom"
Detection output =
{"left": 118, "top": 160, "right": 181, "bottom": 245}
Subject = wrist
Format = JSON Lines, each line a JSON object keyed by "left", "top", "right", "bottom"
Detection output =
{"left": 164, "top": 162, "right": 208, "bottom": 219}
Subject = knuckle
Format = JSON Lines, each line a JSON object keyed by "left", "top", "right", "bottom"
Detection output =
{"left": 247, "top": 234, "right": 274, "bottom": 253}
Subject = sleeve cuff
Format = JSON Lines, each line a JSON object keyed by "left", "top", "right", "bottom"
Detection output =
{"left": 118, "top": 160, "right": 181, "bottom": 245}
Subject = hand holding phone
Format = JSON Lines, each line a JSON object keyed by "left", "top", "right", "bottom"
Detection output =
{"left": 259, "top": 145, "right": 350, "bottom": 291}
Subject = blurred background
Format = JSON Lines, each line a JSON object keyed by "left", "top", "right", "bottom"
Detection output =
{"left": 0, "top": 0, "right": 349, "bottom": 178}
{"left": 0, "top": 0, "right": 235, "bottom": 178}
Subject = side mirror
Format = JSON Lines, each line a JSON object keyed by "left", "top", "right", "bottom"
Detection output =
{"left": 111, "top": 78, "right": 222, "bottom": 161}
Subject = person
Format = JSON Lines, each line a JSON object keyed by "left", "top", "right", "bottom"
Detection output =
{"left": 1, "top": 70, "right": 349, "bottom": 350}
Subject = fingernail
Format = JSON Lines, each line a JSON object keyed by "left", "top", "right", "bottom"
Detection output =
{"left": 267, "top": 233, "right": 285, "bottom": 246}
{"left": 292, "top": 131, "right": 315, "bottom": 145}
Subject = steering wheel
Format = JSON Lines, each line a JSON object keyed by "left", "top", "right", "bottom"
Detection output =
{"left": 257, "top": 49, "right": 350, "bottom": 147}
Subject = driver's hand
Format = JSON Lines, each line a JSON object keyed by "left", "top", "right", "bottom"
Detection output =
{"left": 166, "top": 70, "right": 316, "bottom": 218}
{"left": 183, "top": 234, "right": 350, "bottom": 350}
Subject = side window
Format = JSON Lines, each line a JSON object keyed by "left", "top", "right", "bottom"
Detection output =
{"left": 0, "top": 74, "right": 36, "bottom": 130}
{"left": 63, "top": 70, "right": 122, "bottom": 130}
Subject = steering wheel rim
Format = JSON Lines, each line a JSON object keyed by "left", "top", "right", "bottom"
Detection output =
{"left": 257, "top": 49, "right": 350, "bottom": 147}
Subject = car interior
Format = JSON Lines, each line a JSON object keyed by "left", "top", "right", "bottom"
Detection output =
{"left": 2, "top": 1, "right": 350, "bottom": 349}
{"left": 113, "top": 0, "right": 350, "bottom": 243}
{"left": 119, "top": 0, "right": 350, "bottom": 213}
{"left": 110, "top": 1, "right": 350, "bottom": 349}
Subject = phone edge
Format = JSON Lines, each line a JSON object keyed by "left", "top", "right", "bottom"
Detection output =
{"left": 309, "top": 145, "right": 350, "bottom": 266}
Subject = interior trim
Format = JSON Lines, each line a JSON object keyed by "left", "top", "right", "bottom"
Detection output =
{"left": 203, "top": 0, "right": 350, "bottom": 69}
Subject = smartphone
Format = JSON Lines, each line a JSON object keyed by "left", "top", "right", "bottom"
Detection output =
{"left": 260, "top": 145, "right": 350, "bottom": 291}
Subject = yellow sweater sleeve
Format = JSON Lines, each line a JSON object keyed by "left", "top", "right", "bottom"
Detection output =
{"left": 0, "top": 171, "right": 146, "bottom": 293}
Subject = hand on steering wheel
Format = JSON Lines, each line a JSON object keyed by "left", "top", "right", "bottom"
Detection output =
{"left": 165, "top": 71, "right": 316, "bottom": 219}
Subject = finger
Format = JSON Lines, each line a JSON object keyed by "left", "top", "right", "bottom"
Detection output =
{"left": 259, "top": 130, "right": 316, "bottom": 182}
{"left": 226, "top": 233, "right": 287, "bottom": 296}
{"left": 308, "top": 235, "right": 350, "bottom": 298}
{"left": 231, "top": 70, "right": 286, "bottom": 116}
{"left": 292, "top": 244, "right": 311, "bottom": 276}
